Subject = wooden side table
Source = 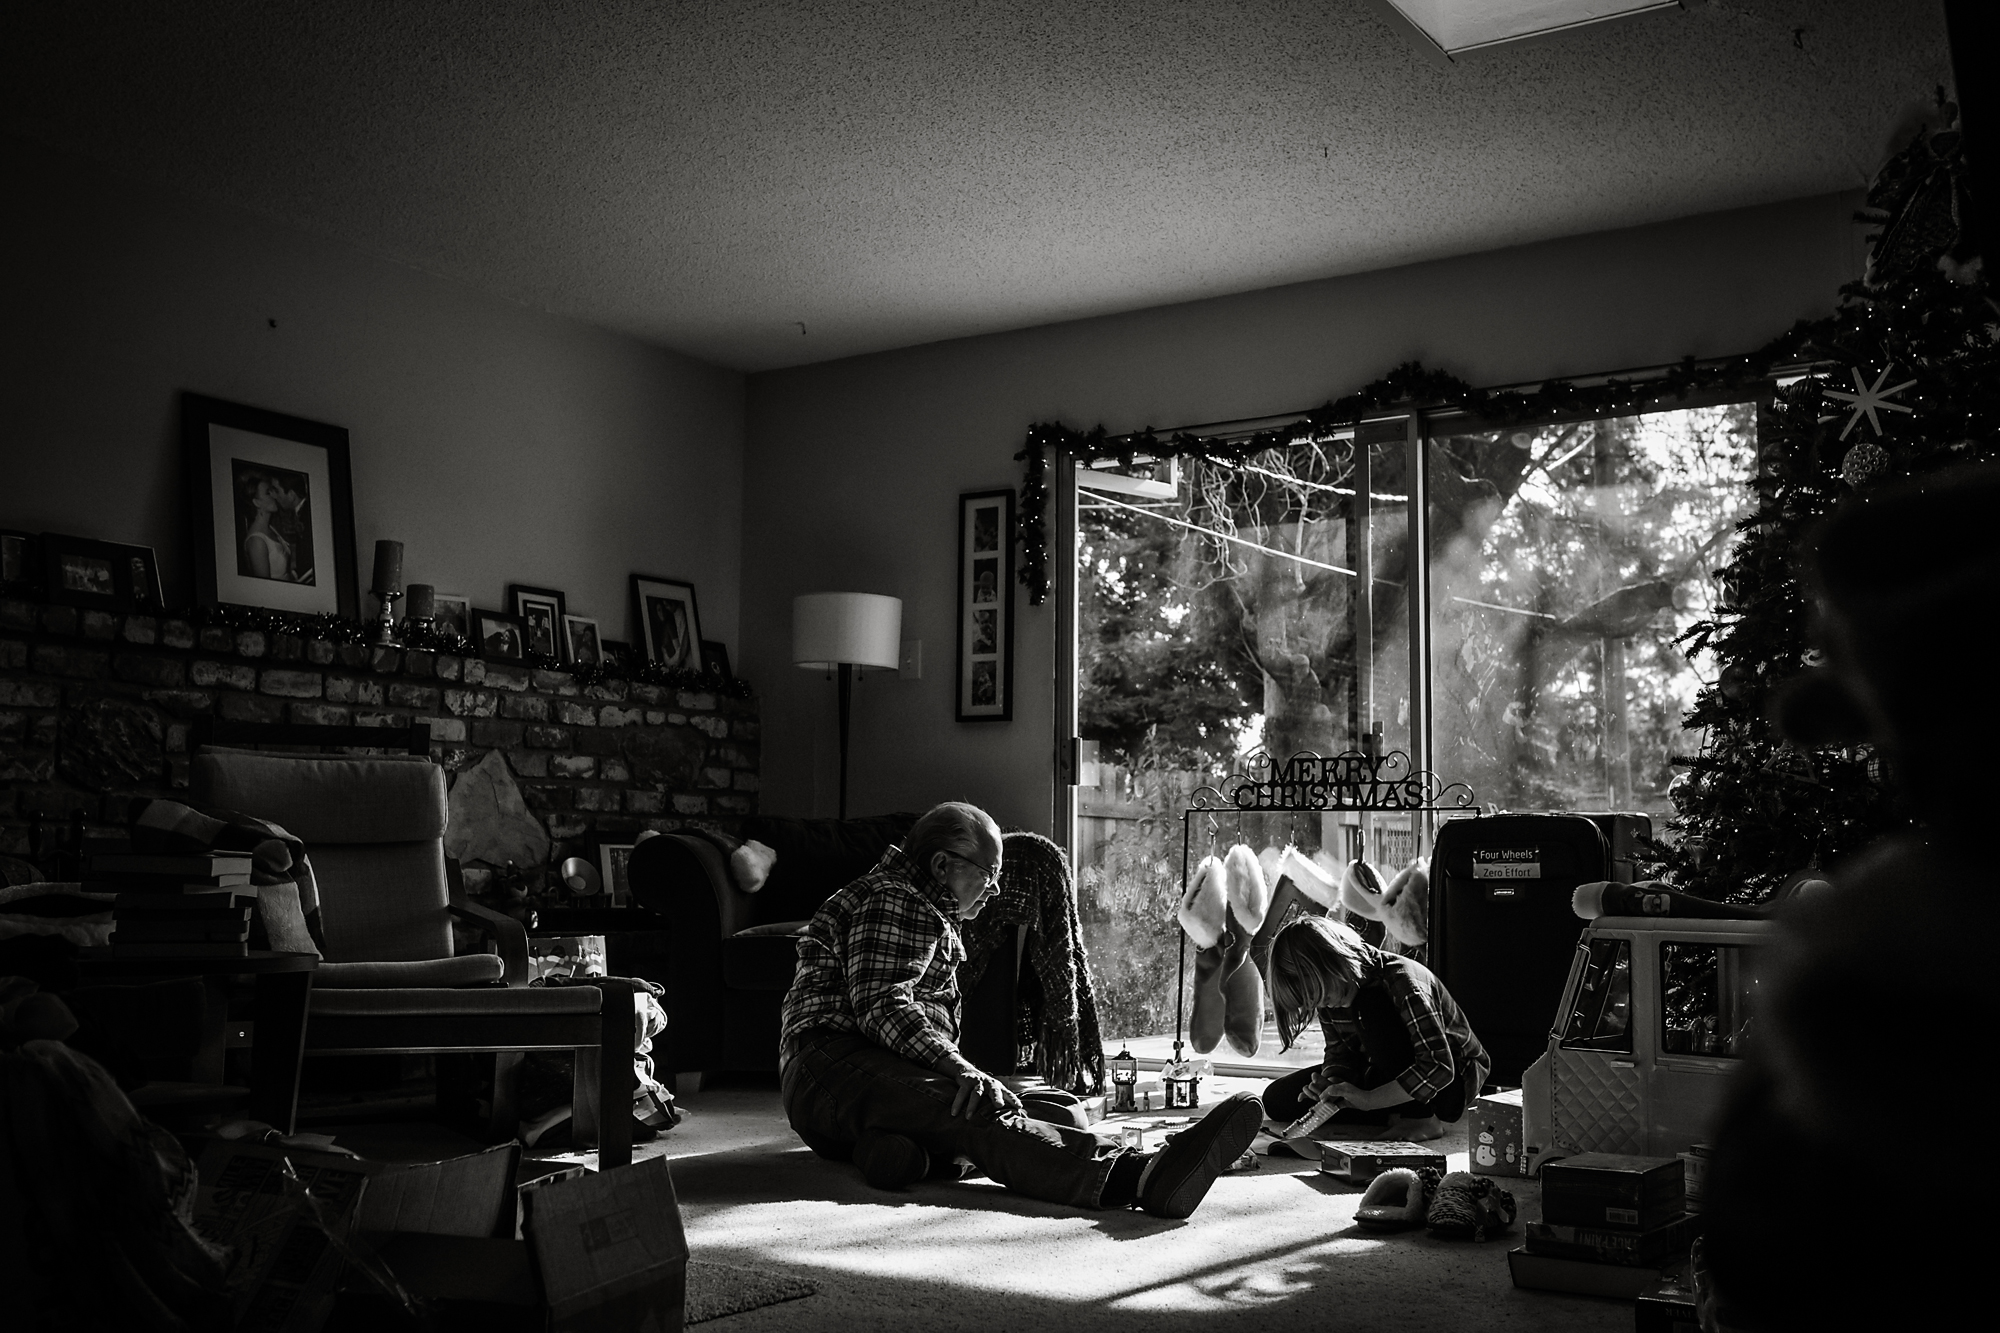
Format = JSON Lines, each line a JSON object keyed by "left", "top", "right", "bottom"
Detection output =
{"left": 76, "top": 949, "right": 319, "bottom": 1132}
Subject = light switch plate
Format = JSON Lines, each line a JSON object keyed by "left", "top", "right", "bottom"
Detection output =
{"left": 899, "top": 639, "right": 922, "bottom": 679}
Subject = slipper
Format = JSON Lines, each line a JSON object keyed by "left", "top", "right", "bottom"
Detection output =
{"left": 1425, "top": 1170, "right": 1517, "bottom": 1240}
{"left": 1355, "top": 1167, "right": 1429, "bottom": 1231}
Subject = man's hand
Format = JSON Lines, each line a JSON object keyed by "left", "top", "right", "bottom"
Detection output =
{"left": 949, "top": 1069, "right": 1022, "bottom": 1119}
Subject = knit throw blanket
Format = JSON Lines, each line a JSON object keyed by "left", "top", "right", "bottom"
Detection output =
{"left": 959, "top": 831, "right": 1106, "bottom": 1096}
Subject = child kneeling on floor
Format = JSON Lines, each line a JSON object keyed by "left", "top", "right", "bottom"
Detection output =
{"left": 1263, "top": 915, "right": 1490, "bottom": 1139}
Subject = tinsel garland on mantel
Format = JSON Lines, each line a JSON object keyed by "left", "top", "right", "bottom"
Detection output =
{"left": 192, "top": 602, "right": 752, "bottom": 698}
{"left": 1014, "top": 355, "right": 1809, "bottom": 607}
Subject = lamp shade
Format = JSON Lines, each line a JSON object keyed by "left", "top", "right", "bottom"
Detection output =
{"left": 793, "top": 592, "right": 902, "bottom": 670}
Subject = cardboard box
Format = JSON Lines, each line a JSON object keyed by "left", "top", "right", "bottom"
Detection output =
{"left": 331, "top": 1233, "right": 545, "bottom": 1333}
{"left": 193, "top": 1141, "right": 377, "bottom": 1333}
{"left": 1523, "top": 1211, "right": 1702, "bottom": 1265}
{"left": 1316, "top": 1141, "right": 1449, "bottom": 1185}
{"left": 522, "top": 1155, "right": 688, "bottom": 1332}
{"left": 1469, "top": 1087, "right": 1528, "bottom": 1177}
{"left": 1541, "top": 1152, "right": 1684, "bottom": 1232}
{"left": 1507, "top": 1247, "right": 1662, "bottom": 1299}
{"left": 354, "top": 1144, "right": 520, "bottom": 1239}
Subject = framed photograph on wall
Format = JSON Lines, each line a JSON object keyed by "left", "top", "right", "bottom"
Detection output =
{"left": 563, "top": 614, "right": 603, "bottom": 667}
{"left": 507, "top": 584, "right": 567, "bottom": 660}
{"left": 431, "top": 592, "right": 472, "bottom": 642}
{"left": 183, "top": 392, "right": 358, "bottom": 620}
{"left": 630, "top": 575, "right": 703, "bottom": 671}
{"left": 599, "top": 842, "right": 636, "bottom": 907}
{"left": 1, "top": 530, "right": 38, "bottom": 596}
{"left": 472, "top": 608, "right": 526, "bottom": 661}
{"left": 39, "top": 534, "right": 163, "bottom": 613}
{"left": 956, "top": 488, "right": 1015, "bottom": 722}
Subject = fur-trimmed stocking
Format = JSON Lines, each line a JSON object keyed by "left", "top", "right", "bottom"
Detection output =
{"left": 1188, "top": 940, "right": 1227, "bottom": 1055}
{"left": 1342, "top": 857, "right": 1431, "bottom": 950}
{"left": 1221, "top": 843, "right": 1271, "bottom": 935}
{"left": 1177, "top": 855, "right": 1227, "bottom": 949}
{"left": 1277, "top": 844, "right": 1342, "bottom": 911}
{"left": 1219, "top": 904, "right": 1264, "bottom": 1057}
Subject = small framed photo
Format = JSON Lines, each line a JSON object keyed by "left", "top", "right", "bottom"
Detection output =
{"left": 563, "top": 614, "right": 603, "bottom": 667}
{"left": 507, "top": 584, "right": 567, "bottom": 659}
{"left": 183, "top": 392, "right": 359, "bottom": 619}
{"left": 630, "top": 575, "right": 703, "bottom": 671}
{"left": 956, "top": 488, "right": 1015, "bottom": 722}
{"left": 700, "top": 639, "right": 732, "bottom": 679}
{"left": 431, "top": 592, "right": 472, "bottom": 641}
{"left": 40, "top": 534, "right": 164, "bottom": 613}
{"left": 1, "top": 530, "right": 38, "bottom": 595}
{"left": 599, "top": 842, "right": 636, "bottom": 907}
{"left": 473, "top": 608, "right": 526, "bottom": 661}
{"left": 599, "top": 639, "right": 632, "bottom": 672}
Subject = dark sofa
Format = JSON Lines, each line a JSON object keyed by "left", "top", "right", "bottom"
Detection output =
{"left": 627, "top": 813, "right": 1024, "bottom": 1083}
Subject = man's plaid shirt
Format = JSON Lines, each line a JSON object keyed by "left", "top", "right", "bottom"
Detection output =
{"left": 1317, "top": 945, "right": 1490, "bottom": 1106}
{"left": 780, "top": 845, "right": 968, "bottom": 1071}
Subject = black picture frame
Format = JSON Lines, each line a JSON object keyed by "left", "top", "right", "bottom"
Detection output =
{"left": 183, "top": 392, "right": 359, "bottom": 620}
{"left": 2, "top": 529, "right": 43, "bottom": 596}
{"left": 507, "top": 583, "right": 568, "bottom": 660}
{"left": 630, "top": 575, "right": 703, "bottom": 671}
{"left": 39, "top": 534, "right": 164, "bottom": 613}
{"left": 700, "top": 639, "right": 732, "bottom": 680}
{"left": 473, "top": 608, "right": 526, "bottom": 661}
{"left": 956, "top": 488, "right": 1015, "bottom": 722}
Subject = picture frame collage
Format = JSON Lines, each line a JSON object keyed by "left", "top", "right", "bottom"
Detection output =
{"left": 956, "top": 488, "right": 1016, "bottom": 722}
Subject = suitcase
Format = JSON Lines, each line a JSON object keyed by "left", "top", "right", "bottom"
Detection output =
{"left": 1428, "top": 813, "right": 1614, "bottom": 1085}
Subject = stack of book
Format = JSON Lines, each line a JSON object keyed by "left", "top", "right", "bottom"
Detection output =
{"left": 93, "top": 851, "right": 258, "bottom": 957}
{"left": 1507, "top": 1151, "right": 1700, "bottom": 1299}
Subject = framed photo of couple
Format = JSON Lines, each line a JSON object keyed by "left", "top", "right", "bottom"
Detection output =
{"left": 630, "top": 575, "right": 703, "bottom": 672}
{"left": 956, "top": 488, "right": 1014, "bottom": 722}
{"left": 183, "top": 392, "right": 360, "bottom": 619}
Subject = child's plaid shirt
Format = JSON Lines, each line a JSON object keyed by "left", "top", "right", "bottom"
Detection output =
{"left": 780, "top": 845, "right": 967, "bottom": 1071}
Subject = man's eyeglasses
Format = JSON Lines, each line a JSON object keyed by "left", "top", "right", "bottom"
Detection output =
{"left": 945, "top": 850, "right": 1002, "bottom": 890}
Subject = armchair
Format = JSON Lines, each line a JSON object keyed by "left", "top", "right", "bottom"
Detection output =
{"left": 627, "top": 812, "right": 1027, "bottom": 1082}
{"left": 190, "top": 734, "right": 634, "bottom": 1166}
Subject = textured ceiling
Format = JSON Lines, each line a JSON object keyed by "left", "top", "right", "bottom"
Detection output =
{"left": 2, "top": 1, "right": 1953, "bottom": 372}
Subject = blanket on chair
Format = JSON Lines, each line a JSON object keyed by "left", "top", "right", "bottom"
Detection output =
{"left": 959, "top": 831, "right": 1107, "bottom": 1096}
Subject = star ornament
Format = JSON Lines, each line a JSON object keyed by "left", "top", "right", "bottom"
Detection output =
{"left": 1822, "top": 363, "right": 1917, "bottom": 440}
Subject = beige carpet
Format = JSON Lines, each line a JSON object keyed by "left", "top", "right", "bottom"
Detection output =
{"left": 642, "top": 1075, "right": 1632, "bottom": 1332}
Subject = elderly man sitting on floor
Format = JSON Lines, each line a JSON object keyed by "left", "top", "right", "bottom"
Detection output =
{"left": 779, "top": 800, "right": 1261, "bottom": 1217}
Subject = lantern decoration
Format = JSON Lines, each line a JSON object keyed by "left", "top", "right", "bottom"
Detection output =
{"left": 1110, "top": 1045, "right": 1139, "bottom": 1113}
{"left": 1162, "top": 1057, "right": 1203, "bottom": 1110}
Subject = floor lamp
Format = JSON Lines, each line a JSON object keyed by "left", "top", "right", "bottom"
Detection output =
{"left": 793, "top": 592, "right": 902, "bottom": 819}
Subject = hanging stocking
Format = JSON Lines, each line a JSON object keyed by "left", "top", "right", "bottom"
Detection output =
{"left": 1222, "top": 843, "right": 1271, "bottom": 935}
{"left": 1219, "top": 904, "right": 1264, "bottom": 1058}
{"left": 1277, "top": 844, "right": 1342, "bottom": 911}
{"left": 1188, "top": 940, "right": 1228, "bottom": 1055}
{"left": 1176, "top": 855, "right": 1227, "bottom": 948}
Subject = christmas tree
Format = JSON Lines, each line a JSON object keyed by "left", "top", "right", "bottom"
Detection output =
{"left": 1661, "top": 99, "right": 2000, "bottom": 902}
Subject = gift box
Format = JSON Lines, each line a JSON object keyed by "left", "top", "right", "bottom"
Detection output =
{"left": 1541, "top": 1152, "right": 1684, "bottom": 1232}
{"left": 1679, "top": 1143, "right": 1711, "bottom": 1211}
{"left": 1506, "top": 1247, "right": 1661, "bottom": 1299}
{"left": 1317, "top": 1141, "right": 1448, "bottom": 1185}
{"left": 1522, "top": 1211, "right": 1702, "bottom": 1264}
{"left": 1469, "top": 1087, "right": 1528, "bottom": 1177}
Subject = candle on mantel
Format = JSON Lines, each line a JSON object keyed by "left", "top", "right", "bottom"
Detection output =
{"left": 371, "top": 540, "right": 405, "bottom": 597}
{"left": 406, "top": 583, "right": 435, "bottom": 621}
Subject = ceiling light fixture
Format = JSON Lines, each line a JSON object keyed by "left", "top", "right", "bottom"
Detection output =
{"left": 1372, "top": 0, "right": 1683, "bottom": 62}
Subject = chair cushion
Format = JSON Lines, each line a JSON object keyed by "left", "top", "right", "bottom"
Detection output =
{"left": 311, "top": 842, "right": 454, "bottom": 962}
{"left": 193, "top": 751, "right": 447, "bottom": 844}
{"left": 742, "top": 813, "right": 919, "bottom": 927}
{"left": 315, "top": 956, "right": 504, "bottom": 988}
{"left": 310, "top": 986, "right": 603, "bottom": 1015}
{"left": 722, "top": 921, "right": 810, "bottom": 991}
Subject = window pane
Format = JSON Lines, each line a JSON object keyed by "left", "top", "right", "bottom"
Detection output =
{"left": 1661, "top": 942, "right": 1758, "bottom": 1058}
{"left": 1560, "top": 937, "right": 1632, "bottom": 1050}
{"left": 1425, "top": 404, "right": 1757, "bottom": 818}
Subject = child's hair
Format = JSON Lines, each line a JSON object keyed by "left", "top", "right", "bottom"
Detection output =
{"left": 1268, "top": 914, "right": 1370, "bottom": 1050}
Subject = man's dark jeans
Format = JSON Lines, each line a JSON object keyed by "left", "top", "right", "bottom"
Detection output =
{"left": 781, "top": 1030, "right": 1123, "bottom": 1209}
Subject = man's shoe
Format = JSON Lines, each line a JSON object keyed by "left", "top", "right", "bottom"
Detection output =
{"left": 853, "top": 1130, "right": 929, "bottom": 1190}
{"left": 1137, "top": 1093, "right": 1264, "bottom": 1219}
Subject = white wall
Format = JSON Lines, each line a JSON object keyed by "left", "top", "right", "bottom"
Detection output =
{"left": 742, "top": 190, "right": 1868, "bottom": 833}
{"left": 1, "top": 135, "right": 744, "bottom": 654}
